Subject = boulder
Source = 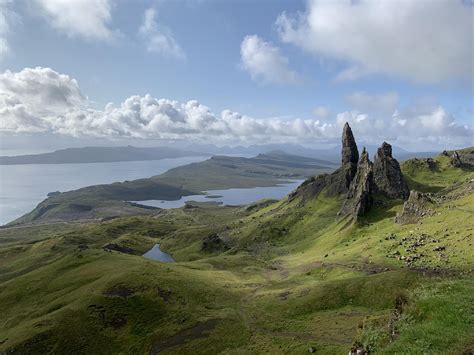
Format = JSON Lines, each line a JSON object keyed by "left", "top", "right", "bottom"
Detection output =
{"left": 373, "top": 142, "right": 409, "bottom": 199}
{"left": 395, "top": 190, "right": 433, "bottom": 224}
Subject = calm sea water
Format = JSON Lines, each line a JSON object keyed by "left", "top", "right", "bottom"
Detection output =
{"left": 0, "top": 156, "right": 208, "bottom": 225}
{"left": 132, "top": 180, "right": 303, "bottom": 209}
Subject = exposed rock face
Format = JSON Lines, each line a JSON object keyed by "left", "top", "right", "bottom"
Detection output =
{"left": 289, "top": 122, "right": 412, "bottom": 218}
{"left": 373, "top": 142, "right": 409, "bottom": 199}
{"left": 395, "top": 190, "right": 433, "bottom": 224}
{"left": 450, "top": 151, "right": 463, "bottom": 167}
{"left": 341, "top": 122, "right": 359, "bottom": 189}
{"left": 201, "top": 233, "right": 228, "bottom": 252}
{"left": 339, "top": 148, "right": 374, "bottom": 217}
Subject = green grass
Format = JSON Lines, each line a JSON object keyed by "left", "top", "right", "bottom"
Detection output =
{"left": 0, "top": 150, "right": 473, "bottom": 353}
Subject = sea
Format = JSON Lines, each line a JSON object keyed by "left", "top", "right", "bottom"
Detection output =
{"left": 0, "top": 156, "right": 302, "bottom": 225}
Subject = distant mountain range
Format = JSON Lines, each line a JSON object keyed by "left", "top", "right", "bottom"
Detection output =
{"left": 180, "top": 143, "right": 438, "bottom": 163}
{"left": 0, "top": 143, "right": 437, "bottom": 165}
{"left": 0, "top": 146, "right": 206, "bottom": 165}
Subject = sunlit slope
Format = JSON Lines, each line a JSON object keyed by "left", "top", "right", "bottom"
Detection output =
{"left": 0, "top": 148, "right": 473, "bottom": 353}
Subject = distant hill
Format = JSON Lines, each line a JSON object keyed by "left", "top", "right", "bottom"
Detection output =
{"left": 177, "top": 142, "right": 437, "bottom": 163}
{"left": 0, "top": 146, "right": 206, "bottom": 165}
{"left": 9, "top": 151, "right": 335, "bottom": 225}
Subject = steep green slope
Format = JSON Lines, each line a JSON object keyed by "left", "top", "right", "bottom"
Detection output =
{"left": 0, "top": 147, "right": 472, "bottom": 354}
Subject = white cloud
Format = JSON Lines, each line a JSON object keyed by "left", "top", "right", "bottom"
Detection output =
{"left": 0, "top": 67, "right": 86, "bottom": 115}
{"left": 346, "top": 91, "right": 399, "bottom": 115}
{"left": 0, "top": 67, "right": 472, "bottom": 149}
{"left": 139, "top": 8, "right": 185, "bottom": 60}
{"left": 276, "top": 0, "right": 473, "bottom": 83}
{"left": 34, "top": 0, "right": 118, "bottom": 42}
{"left": 240, "top": 35, "right": 301, "bottom": 85}
{"left": 313, "top": 106, "right": 330, "bottom": 119}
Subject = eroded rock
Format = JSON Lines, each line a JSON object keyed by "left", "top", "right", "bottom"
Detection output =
{"left": 395, "top": 190, "right": 433, "bottom": 224}
{"left": 339, "top": 148, "right": 374, "bottom": 217}
{"left": 450, "top": 151, "right": 463, "bottom": 168}
{"left": 341, "top": 122, "right": 359, "bottom": 189}
{"left": 373, "top": 142, "right": 409, "bottom": 199}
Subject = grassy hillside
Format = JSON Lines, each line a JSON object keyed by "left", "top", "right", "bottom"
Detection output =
{"left": 0, "top": 149, "right": 472, "bottom": 353}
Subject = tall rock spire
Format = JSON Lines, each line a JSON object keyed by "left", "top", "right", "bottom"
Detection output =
{"left": 341, "top": 122, "right": 359, "bottom": 166}
{"left": 341, "top": 122, "right": 359, "bottom": 189}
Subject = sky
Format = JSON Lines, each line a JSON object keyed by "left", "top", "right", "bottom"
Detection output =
{"left": 0, "top": 0, "right": 472, "bottom": 153}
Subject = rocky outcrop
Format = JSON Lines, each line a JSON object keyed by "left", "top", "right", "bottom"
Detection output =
{"left": 395, "top": 190, "right": 434, "bottom": 224}
{"left": 341, "top": 122, "right": 359, "bottom": 189}
{"left": 373, "top": 142, "right": 409, "bottom": 200}
{"left": 450, "top": 151, "right": 463, "bottom": 168}
{"left": 289, "top": 123, "right": 411, "bottom": 218}
{"left": 201, "top": 233, "right": 229, "bottom": 252}
{"left": 339, "top": 148, "right": 374, "bottom": 217}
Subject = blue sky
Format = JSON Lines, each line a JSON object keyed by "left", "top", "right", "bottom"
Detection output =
{"left": 0, "top": 0, "right": 472, "bottom": 151}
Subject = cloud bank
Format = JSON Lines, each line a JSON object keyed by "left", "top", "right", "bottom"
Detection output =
{"left": 240, "top": 35, "right": 301, "bottom": 85}
{"left": 276, "top": 0, "right": 473, "bottom": 83}
{"left": 0, "top": 67, "right": 472, "bottom": 148}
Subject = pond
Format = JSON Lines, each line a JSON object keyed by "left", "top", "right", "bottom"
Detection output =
{"left": 143, "top": 244, "right": 175, "bottom": 262}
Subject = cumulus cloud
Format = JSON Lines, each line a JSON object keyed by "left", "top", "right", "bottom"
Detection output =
{"left": 240, "top": 35, "right": 301, "bottom": 85}
{"left": 0, "top": 67, "right": 86, "bottom": 115}
{"left": 34, "top": 0, "right": 118, "bottom": 42}
{"left": 139, "top": 8, "right": 186, "bottom": 60}
{"left": 276, "top": 0, "right": 473, "bottom": 83}
{"left": 0, "top": 67, "right": 471, "bottom": 149}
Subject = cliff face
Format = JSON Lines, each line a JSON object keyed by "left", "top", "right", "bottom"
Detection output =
{"left": 373, "top": 142, "right": 410, "bottom": 200}
{"left": 339, "top": 148, "right": 374, "bottom": 216}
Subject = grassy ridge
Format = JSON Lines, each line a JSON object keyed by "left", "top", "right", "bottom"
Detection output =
{"left": 0, "top": 150, "right": 473, "bottom": 353}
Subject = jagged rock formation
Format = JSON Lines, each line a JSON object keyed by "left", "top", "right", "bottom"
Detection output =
{"left": 443, "top": 148, "right": 474, "bottom": 167}
{"left": 395, "top": 190, "right": 434, "bottom": 224}
{"left": 289, "top": 124, "right": 361, "bottom": 202}
{"left": 450, "top": 151, "right": 463, "bottom": 168}
{"left": 341, "top": 122, "right": 359, "bottom": 189}
{"left": 373, "top": 142, "right": 410, "bottom": 199}
{"left": 290, "top": 122, "right": 410, "bottom": 218}
{"left": 339, "top": 148, "right": 374, "bottom": 216}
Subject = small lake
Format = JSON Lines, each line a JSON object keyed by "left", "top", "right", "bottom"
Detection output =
{"left": 0, "top": 156, "right": 209, "bottom": 225}
{"left": 143, "top": 244, "right": 175, "bottom": 262}
{"left": 132, "top": 180, "right": 303, "bottom": 209}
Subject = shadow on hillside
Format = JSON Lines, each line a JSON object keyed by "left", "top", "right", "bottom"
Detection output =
{"left": 359, "top": 197, "right": 401, "bottom": 224}
{"left": 403, "top": 175, "right": 443, "bottom": 193}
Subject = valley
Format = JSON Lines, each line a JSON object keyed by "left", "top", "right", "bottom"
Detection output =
{"left": 0, "top": 124, "right": 472, "bottom": 354}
